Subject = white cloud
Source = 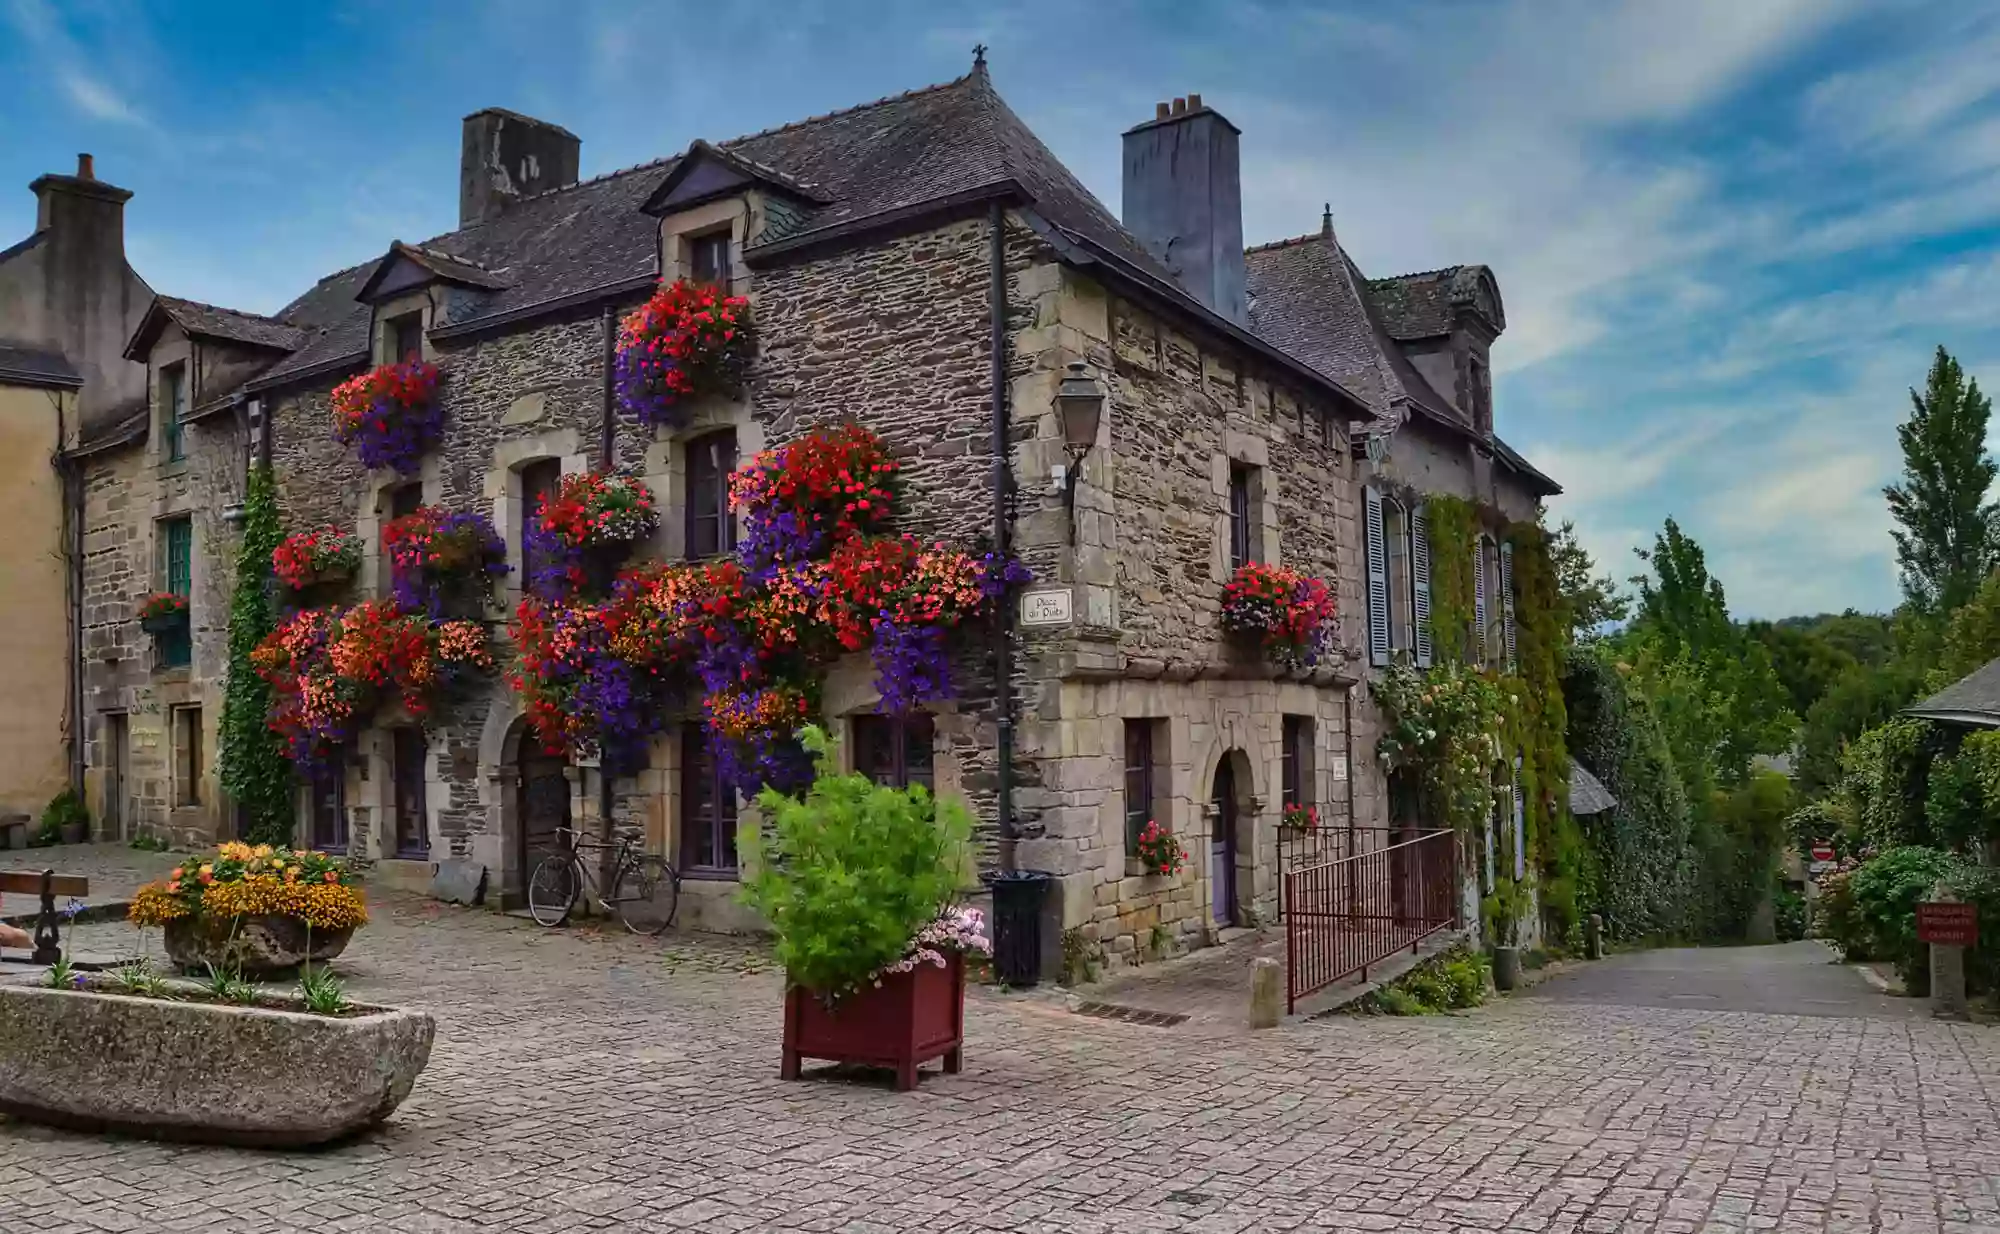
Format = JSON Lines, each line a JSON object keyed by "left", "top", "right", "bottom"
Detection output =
{"left": 57, "top": 68, "right": 144, "bottom": 126}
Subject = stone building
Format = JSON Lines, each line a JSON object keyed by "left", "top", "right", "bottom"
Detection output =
{"left": 17, "top": 60, "right": 1556, "bottom": 968}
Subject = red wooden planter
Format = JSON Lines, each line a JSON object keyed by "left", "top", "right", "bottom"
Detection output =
{"left": 782, "top": 952, "right": 965, "bottom": 1091}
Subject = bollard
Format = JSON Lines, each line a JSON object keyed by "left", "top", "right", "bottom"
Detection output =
{"left": 1249, "top": 957, "right": 1281, "bottom": 1029}
{"left": 1585, "top": 913, "right": 1603, "bottom": 960}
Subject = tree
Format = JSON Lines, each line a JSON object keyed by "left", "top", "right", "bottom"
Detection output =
{"left": 1885, "top": 346, "right": 1997, "bottom": 615}
{"left": 1630, "top": 518, "right": 1734, "bottom": 659}
{"left": 219, "top": 465, "right": 295, "bottom": 844}
{"left": 1547, "top": 518, "right": 1628, "bottom": 639}
{"left": 1747, "top": 619, "right": 1857, "bottom": 716}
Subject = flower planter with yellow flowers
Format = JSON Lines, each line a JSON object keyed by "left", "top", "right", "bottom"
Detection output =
{"left": 130, "top": 843, "right": 368, "bottom": 978}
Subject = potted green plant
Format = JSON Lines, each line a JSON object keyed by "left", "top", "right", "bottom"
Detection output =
{"left": 1483, "top": 879, "right": 1529, "bottom": 991}
{"left": 40, "top": 788, "right": 88, "bottom": 847}
{"left": 738, "top": 726, "right": 987, "bottom": 1092}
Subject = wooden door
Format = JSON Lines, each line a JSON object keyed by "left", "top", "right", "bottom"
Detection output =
{"left": 518, "top": 747, "right": 570, "bottom": 878}
{"left": 392, "top": 728, "right": 428, "bottom": 858}
{"left": 104, "top": 714, "right": 128, "bottom": 840}
{"left": 1211, "top": 760, "right": 1237, "bottom": 925}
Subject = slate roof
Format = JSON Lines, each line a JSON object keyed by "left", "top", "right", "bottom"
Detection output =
{"left": 70, "top": 395, "right": 148, "bottom": 456}
{"left": 0, "top": 340, "right": 81, "bottom": 388}
{"left": 1244, "top": 229, "right": 1559, "bottom": 497}
{"left": 253, "top": 67, "right": 1201, "bottom": 394}
{"left": 356, "top": 242, "right": 514, "bottom": 301}
{"left": 1906, "top": 658, "right": 2000, "bottom": 728}
{"left": 127, "top": 296, "right": 305, "bottom": 359}
{"left": 1569, "top": 760, "right": 1618, "bottom": 816}
{"left": 1365, "top": 268, "right": 1463, "bottom": 340}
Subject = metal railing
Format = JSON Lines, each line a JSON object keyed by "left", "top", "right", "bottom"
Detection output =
{"left": 1284, "top": 828, "right": 1459, "bottom": 1012}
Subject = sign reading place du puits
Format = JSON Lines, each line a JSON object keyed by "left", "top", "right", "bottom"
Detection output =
{"left": 1019, "top": 588, "right": 1073, "bottom": 627}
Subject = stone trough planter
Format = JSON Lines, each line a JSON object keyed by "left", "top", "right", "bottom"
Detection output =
{"left": 0, "top": 982, "right": 433, "bottom": 1146}
{"left": 163, "top": 914, "right": 353, "bottom": 978}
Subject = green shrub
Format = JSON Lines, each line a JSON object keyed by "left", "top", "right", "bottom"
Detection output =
{"left": 1373, "top": 987, "right": 1425, "bottom": 1016}
{"left": 1849, "top": 846, "right": 1956, "bottom": 991}
{"left": 1352, "top": 945, "right": 1489, "bottom": 1015}
{"left": 1945, "top": 864, "right": 2000, "bottom": 1002}
{"left": 738, "top": 726, "right": 974, "bottom": 997}
{"left": 1813, "top": 869, "right": 1868, "bottom": 957}
{"left": 1773, "top": 885, "right": 1806, "bottom": 942}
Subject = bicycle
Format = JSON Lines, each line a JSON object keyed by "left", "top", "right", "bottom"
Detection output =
{"left": 526, "top": 826, "right": 680, "bottom": 935}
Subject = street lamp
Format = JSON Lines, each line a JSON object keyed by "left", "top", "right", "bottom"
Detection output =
{"left": 1054, "top": 361, "right": 1104, "bottom": 544}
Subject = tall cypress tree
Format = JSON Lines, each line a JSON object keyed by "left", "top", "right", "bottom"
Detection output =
{"left": 219, "top": 464, "right": 294, "bottom": 844}
{"left": 1885, "top": 346, "right": 1997, "bottom": 615}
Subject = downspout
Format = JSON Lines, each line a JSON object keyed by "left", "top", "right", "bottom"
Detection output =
{"left": 597, "top": 306, "right": 618, "bottom": 878}
{"left": 988, "top": 200, "right": 1014, "bottom": 869}
{"left": 56, "top": 391, "right": 83, "bottom": 800}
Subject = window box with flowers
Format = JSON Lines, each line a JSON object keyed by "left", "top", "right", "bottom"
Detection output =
{"left": 381, "top": 506, "right": 509, "bottom": 618}
{"left": 1280, "top": 803, "right": 1320, "bottom": 834}
{"left": 1134, "top": 820, "right": 1188, "bottom": 879}
{"left": 739, "top": 726, "right": 987, "bottom": 1092}
{"left": 137, "top": 592, "right": 189, "bottom": 636}
{"left": 331, "top": 359, "right": 443, "bottom": 476}
{"left": 272, "top": 528, "right": 362, "bottom": 595}
{"left": 613, "top": 278, "right": 755, "bottom": 430}
{"left": 1221, "top": 562, "right": 1337, "bottom": 672}
{"left": 525, "top": 472, "right": 660, "bottom": 599}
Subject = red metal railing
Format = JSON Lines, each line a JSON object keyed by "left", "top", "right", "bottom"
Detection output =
{"left": 1285, "top": 828, "right": 1459, "bottom": 1012}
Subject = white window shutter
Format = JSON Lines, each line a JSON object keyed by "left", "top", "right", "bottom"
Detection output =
{"left": 1411, "top": 505, "right": 1433, "bottom": 667}
{"left": 1365, "top": 488, "right": 1389, "bottom": 667}
{"left": 1472, "top": 538, "right": 1488, "bottom": 663}
{"left": 1500, "top": 541, "right": 1517, "bottom": 672}
{"left": 1512, "top": 782, "right": 1527, "bottom": 880}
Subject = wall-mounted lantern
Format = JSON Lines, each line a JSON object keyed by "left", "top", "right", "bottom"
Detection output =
{"left": 1054, "top": 361, "right": 1104, "bottom": 544}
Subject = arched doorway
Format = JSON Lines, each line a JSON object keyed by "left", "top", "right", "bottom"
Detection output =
{"left": 517, "top": 740, "right": 570, "bottom": 886}
{"left": 1210, "top": 758, "right": 1240, "bottom": 925}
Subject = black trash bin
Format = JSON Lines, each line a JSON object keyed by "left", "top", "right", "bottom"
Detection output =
{"left": 989, "top": 870, "right": 1050, "bottom": 988}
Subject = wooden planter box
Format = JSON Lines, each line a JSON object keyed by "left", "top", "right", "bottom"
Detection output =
{"left": 782, "top": 952, "right": 965, "bottom": 1091}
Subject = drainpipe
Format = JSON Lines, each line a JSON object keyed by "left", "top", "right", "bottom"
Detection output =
{"left": 597, "top": 306, "right": 618, "bottom": 880}
{"left": 988, "top": 200, "right": 1014, "bottom": 869}
{"left": 56, "top": 391, "right": 83, "bottom": 802}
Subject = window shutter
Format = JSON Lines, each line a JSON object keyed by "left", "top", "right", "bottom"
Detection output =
{"left": 1364, "top": 488, "right": 1389, "bottom": 667}
{"left": 1411, "top": 506, "right": 1433, "bottom": 668}
{"left": 1500, "top": 541, "right": 1517, "bottom": 672}
{"left": 1511, "top": 768, "right": 1527, "bottom": 881}
{"left": 1472, "top": 538, "right": 1488, "bottom": 663}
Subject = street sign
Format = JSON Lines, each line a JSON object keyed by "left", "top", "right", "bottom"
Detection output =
{"left": 1809, "top": 842, "right": 1836, "bottom": 863}
{"left": 1020, "top": 588, "right": 1073, "bottom": 627}
{"left": 1917, "top": 902, "right": 1978, "bottom": 947}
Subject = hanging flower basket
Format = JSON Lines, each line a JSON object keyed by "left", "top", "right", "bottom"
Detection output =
{"left": 526, "top": 472, "right": 660, "bottom": 599}
{"left": 251, "top": 602, "right": 494, "bottom": 774}
{"left": 1280, "top": 803, "right": 1320, "bottom": 833}
{"left": 1221, "top": 562, "right": 1337, "bottom": 670}
{"left": 331, "top": 360, "right": 443, "bottom": 475}
{"left": 137, "top": 592, "right": 189, "bottom": 635}
{"left": 614, "top": 279, "right": 754, "bottom": 429}
{"left": 272, "top": 528, "right": 362, "bottom": 592}
{"left": 381, "top": 506, "right": 508, "bottom": 614}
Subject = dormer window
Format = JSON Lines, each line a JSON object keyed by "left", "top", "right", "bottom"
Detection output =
{"left": 687, "top": 231, "right": 730, "bottom": 286}
{"left": 386, "top": 312, "right": 424, "bottom": 364}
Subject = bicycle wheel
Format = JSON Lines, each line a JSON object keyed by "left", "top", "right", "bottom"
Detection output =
{"left": 613, "top": 855, "right": 679, "bottom": 936}
{"left": 527, "top": 855, "right": 578, "bottom": 927}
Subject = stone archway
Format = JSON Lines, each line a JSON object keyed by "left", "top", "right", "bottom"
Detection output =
{"left": 1208, "top": 748, "right": 1258, "bottom": 927}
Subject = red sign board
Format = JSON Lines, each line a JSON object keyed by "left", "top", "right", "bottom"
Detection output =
{"left": 1809, "top": 843, "right": 1836, "bottom": 863}
{"left": 1918, "top": 902, "right": 1978, "bottom": 946}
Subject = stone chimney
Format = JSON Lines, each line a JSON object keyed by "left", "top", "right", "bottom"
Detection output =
{"left": 1121, "top": 94, "right": 1246, "bottom": 326}
{"left": 21, "top": 154, "right": 147, "bottom": 418}
{"left": 459, "top": 109, "right": 581, "bottom": 228}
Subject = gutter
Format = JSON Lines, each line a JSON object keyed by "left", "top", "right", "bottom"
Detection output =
{"left": 988, "top": 200, "right": 1015, "bottom": 869}
{"left": 55, "top": 390, "right": 83, "bottom": 801}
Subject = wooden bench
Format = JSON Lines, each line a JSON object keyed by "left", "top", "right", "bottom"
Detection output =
{"left": 0, "top": 870, "right": 91, "bottom": 964}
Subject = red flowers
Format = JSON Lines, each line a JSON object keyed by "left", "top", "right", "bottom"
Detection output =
{"left": 136, "top": 592, "right": 188, "bottom": 623}
{"left": 1134, "top": 821, "right": 1187, "bottom": 877}
{"left": 614, "top": 279, "right": 754, "bottom": 428}
{"left": 272, "top": 528, "right": 361, "bottom": 591}
{"left": 330, "top": 360, "right": 443, "bottom": 474}
{"left": 1221, "top": 562, "right": 1337, "bottom": 670}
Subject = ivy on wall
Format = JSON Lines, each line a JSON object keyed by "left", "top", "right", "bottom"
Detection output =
{"left": 1504, "top": 521, "right": 1578, "bottom": 934}
{"left": 219, "top": 465, "right": 295, "bottom": 846}
{"left": 1424, "top": 494, "right": 1478, "bottom": 664}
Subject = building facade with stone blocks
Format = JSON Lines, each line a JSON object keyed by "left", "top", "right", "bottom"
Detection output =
{"left": 10, "top": 63, "right": 1556, "bottom": 969}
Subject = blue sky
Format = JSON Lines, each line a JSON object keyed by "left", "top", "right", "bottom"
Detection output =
{"left": 5, "top": 0, "right": 1996, "bottom": 620}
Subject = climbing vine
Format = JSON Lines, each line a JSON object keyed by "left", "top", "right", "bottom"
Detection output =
{"left": 1424, "top": 494, "right": 1478, "bottom": 664}
{"left": 218, "top": 465, "right": 295, "bottom": 846}
{"left": 1504, "top": 521, "right": 1577, "bottom": 934}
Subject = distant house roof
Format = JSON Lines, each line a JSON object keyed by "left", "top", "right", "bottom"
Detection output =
{"left": 1906, "top": 658, "right": 2000, "bottom": 728}
{"left": 124, "top": 295, "right": 305, "bottom": 360}
{"left": 1569, "top": 760, "right": 1617, "bottom": 816}
{"left": 0, "top": 341, "right": 81, "bottom": 389}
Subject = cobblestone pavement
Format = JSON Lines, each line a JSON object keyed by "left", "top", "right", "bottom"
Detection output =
{"left": 5, "top": 897, "right": 2000, "bottom": 1233}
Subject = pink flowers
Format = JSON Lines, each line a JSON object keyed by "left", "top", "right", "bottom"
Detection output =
{"left": 870, "top": 906, "right": 991, "bottom": 985}
{"left": 1221, "top": 562, "right": 1337, "bottom": 670}
{"left": 272, "top": 528, "right": 361, "bottom": 591}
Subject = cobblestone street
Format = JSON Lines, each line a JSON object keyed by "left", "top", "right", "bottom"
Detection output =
{"left": 2, "top": 885, "right": 1997, "bottom": 1233}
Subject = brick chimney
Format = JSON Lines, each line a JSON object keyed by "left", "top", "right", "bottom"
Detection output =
{"left": 460, "top": 109, "right": 581, "bottom": 227}
{"left": 1121, "top": 94, "right": 1247, "bottom": 326}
